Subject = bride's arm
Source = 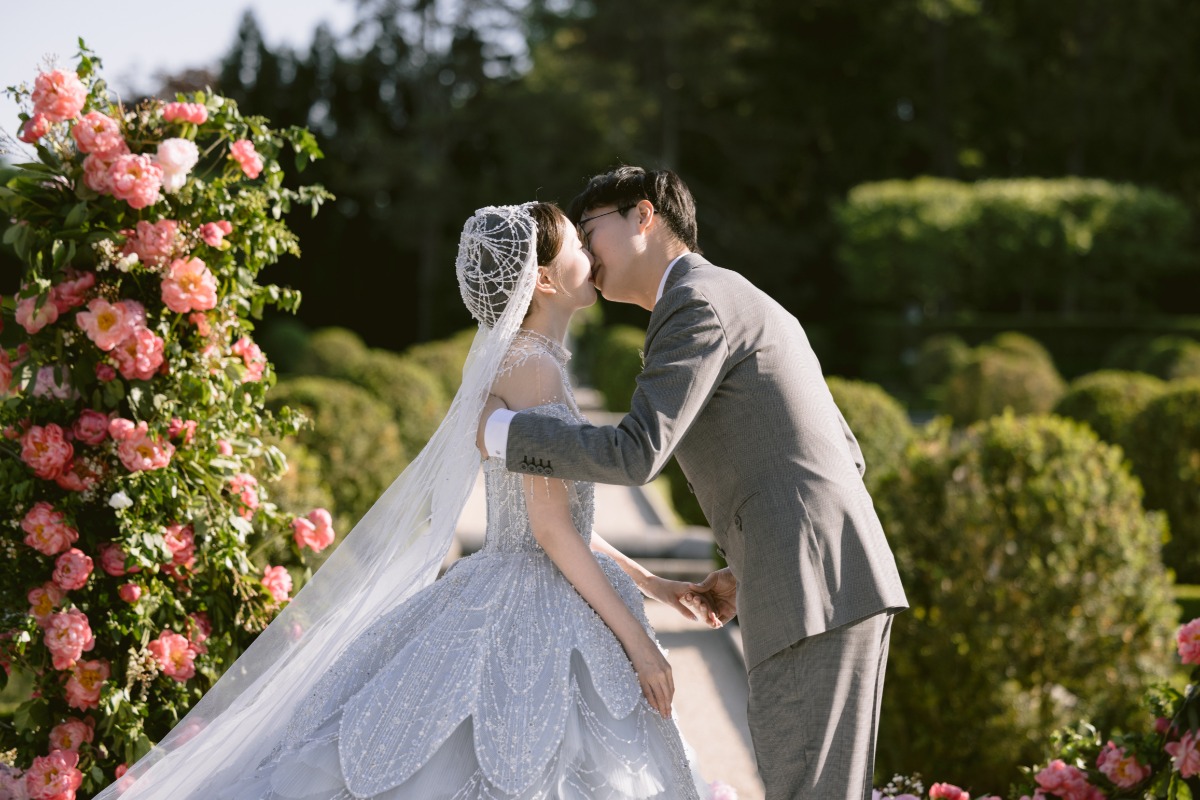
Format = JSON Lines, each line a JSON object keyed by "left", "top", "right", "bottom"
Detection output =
{"left": 589, "top": 532, "right": 719, "bottom": 627}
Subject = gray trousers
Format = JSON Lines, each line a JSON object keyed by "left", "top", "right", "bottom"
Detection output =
{"left": 747, "top": 611, "right": 893, "bottom": 800}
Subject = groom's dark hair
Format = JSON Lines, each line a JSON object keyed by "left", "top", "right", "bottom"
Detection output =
{"left": 568, "top": 166, "right": 701, "bottom": 254}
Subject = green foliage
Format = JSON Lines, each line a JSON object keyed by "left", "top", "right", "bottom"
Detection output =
{"left": 1105, "top": 335, "right": 1200, "bottom": 381}
{"left": 1052, "top": 370, "right": 1167, "bottom": 448}
{"left": 257, "top": 317, "right": 311, "bottom": 375}
{"left": 266, "top": 377, "right": 407, "bottom": 537}
{"left": 295, "top": 327, "right": 370, "bottom": 378}
{"left": 346, "top": 351, "right": 448, "bottom": 457}
{"left": 940, "top": 340, "right": 1066, "bottom": 425}
{"left": 404, "top": 329, "right": 476, "bottom": 397}
{"left": 875, "top": 414, "right": 1175, "bottom": 790}
{"left": 0, "top": 46, "right": 329, "bottom": 791}
{"left": 836, "top": 178, "right": 1192, "bottom": 316}
{"left": 591, "top": 325, "right": 646, "bottom": 413}
{"left": 825, "top": 377, "right": 913, "bottom": 492}
{"left": 1126, "top": 381, "right": 1200, "bottom": 584}
{"left": 912, "top": 333, "right": 972, "bottom": 397}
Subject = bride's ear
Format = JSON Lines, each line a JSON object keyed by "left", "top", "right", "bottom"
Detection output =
{"left": 533, "top": 264, "right": 559, "bottom": 297}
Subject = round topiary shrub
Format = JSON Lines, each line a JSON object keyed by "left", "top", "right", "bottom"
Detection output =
{"left": 826, "top": 377, "right": 913, "bottom": 491}
{"left": 404, "top": 328, "right": 476, "bottom": 397}
{"left": 989, "top": 331, "right": 1055, "bottom": 366}
{"left": 347, "top": 351, "right": 448, "bottom": 456}
{"left": 591, "top": 325, "right": 646, "bottom": 412}
{"left": 1142, "top": 336, "right": 1200, "bottom": 381}
{"left": 295, "top": 327, "right": 370, "bottom": 379}
{"left": 940, "top": 346, "right": 1066, "bottom": 425}
{"left": 1126, "top": 380, "right": 1200, "bottom": 583}
{"left": 912, "top": 333, "right": 972, "bottom": 395}
{"left": 874, "top": 414, "right": 1175, "bottom": 791}
{"left": 1053, "top": 370, "right": 1167, "bottom": 447}
{"left": 266, "top": 377, "right": 407, "bottom": 529}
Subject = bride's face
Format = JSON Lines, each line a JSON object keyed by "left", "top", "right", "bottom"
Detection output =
{"left": 545, "top": 222, "right": 597, "bottom": 310}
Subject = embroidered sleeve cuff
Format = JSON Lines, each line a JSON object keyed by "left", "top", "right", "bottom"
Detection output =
{"left": 485, "top": 408, "right": 517, "bottom": 462}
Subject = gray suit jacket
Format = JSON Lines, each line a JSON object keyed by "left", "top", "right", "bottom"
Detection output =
{"left": 506, "top": 254, "right": 908, "bottom": 670}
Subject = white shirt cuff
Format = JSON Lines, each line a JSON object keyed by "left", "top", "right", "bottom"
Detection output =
{"left": 484, "top": 408, "right": 517, "bottom": 462}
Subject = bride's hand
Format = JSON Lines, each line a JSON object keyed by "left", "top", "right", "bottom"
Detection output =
{"left": 644, "top": 575, "right": 718, "bottom": 626}
{"left": 627, "top": 636, "right": 674, "bottom": 718}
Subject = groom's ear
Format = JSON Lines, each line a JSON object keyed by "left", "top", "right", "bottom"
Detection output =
{"left": 634, "top": 200, "right": 656, "bottom": 233}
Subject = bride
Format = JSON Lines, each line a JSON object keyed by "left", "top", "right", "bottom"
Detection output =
{"left": 96, "top": 202, "right": 718, "bottom": 799}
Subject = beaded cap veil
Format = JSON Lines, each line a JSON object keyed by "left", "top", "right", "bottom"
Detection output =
{"left": 97, "top": 204, "right": 542, "bottom": 798}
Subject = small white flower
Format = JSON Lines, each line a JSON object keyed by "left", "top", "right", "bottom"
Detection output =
{"left": 156, "top": 137, "right": 200, "bottom": 194}
{"left": 109, "top": 491, "right": 133, "bottom": 509}
{"left": 115, "top": 252, "right": 139, "bottom": 272}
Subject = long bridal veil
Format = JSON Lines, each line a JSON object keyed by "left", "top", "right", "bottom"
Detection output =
{"left": 97, "top": 204, "right": 541, "bottom": 799}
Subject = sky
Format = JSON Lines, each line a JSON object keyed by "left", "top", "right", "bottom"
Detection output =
{"left": 1, "top": 0, "right": 359, "bottom": 145}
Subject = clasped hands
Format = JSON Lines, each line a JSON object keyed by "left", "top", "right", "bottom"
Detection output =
{"left": 651, "top": 568, "right": 738, "bottom": 629}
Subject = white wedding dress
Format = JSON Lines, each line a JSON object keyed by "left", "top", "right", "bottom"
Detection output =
{"left": 216, "top": 332, "right": 706, "bottom": 800}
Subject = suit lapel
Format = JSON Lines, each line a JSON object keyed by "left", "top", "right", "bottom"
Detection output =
{"left": 652, "top": 253, "right": 708, "bottom": 321}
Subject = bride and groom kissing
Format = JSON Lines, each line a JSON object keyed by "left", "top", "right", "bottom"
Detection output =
{"left": 98, "top": 166, "right": 907, "bottom": 800}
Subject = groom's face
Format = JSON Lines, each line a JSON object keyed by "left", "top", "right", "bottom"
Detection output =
{"left": 578, "top": 204, "right": 637, "bottom": 303}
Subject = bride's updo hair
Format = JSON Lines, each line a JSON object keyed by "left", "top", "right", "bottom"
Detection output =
{"left": 456, "top": 202, "right": 568, "bottom": 329}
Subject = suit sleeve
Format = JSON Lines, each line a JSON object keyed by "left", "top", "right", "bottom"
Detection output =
{"left": 505, "top": 290, "right": 728, "bottom": 485}
{"left": 837, "top": 406, "right": 867, "bottom": 478}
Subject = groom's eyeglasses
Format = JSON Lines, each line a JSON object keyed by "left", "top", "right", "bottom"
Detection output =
{"left": 578, "top": 205, "right": 635, "bottom": 249}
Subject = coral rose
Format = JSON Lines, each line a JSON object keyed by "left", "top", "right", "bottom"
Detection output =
{"left": 23, "top": 748, "right": 83, "bottom": 800}
{"left": 111, "top": 327, "right": 165, "bottom": 382}
{"left": 148, "top": 630, "right": 197, "bottom": 682}
{"left": 292, "top": 507, "right": 336, "bottom": 552}
{"left": 22, "top": 502, "right": 78, "bottom": 556}
{"left": 110, "top": 420, "right": 174, "bottom": 471}
{"left": 75, "top": 298, "right": 131, "bottom": 352}
{"left": 31, "top": 69, "right": 86, "bottom": 122}
{"left": 162, "top": 102, "right": 207, "bottom": 124}
{"left": 198, "top": 220, "right": 233, "bottom": 248}
{"left": 15, "top": 294, "right": 59, "bottom": 335}
{"left": 167, "top": 417, "right": 197, "bottom": 444}
{"left": 20, "top": 424, "right": 74, "bottom": 480}
{"left": 229, "top": 472, "right": 260, "bottom": 518}
{"left": 49, "top": 271, "right": 96, "bottom": 314}
{"left": 161, "top": 257, "right": 218, "bottom": 313}
{"left": 156, "top": 138, "right": 199, "bottom": 193}
{"left": 163, "top": 523, "right": 196, "bottom": 568}
{"left": 28, "top": 582, "right": 66, "bottom": 627}
{"left": 71, "top": 410, "right": 110, "bottom": 446}
{"left": 44, "top": 609, "right": 95, "bottom": 671}
{"left": 19, "top": 111, "right": 50, "bottom": 143}
{"left": 52, "top": 548, "right": 94, "bottom": 592}
{"left": 118, "top": 583, "right": 141, "bottom": 603}
{"left": 929, "top": 783, "right": 969, "bottom": 800}
{"left": 231, "top": 336, "right": 266, "bottom": 382}
{"left": 121, "top": 219, "right": 179, "bottom": 267}
{"left": 1178, "top": 618, "right": 1200, "bottom": 666}
{"left": 108, "top": 153, "right": 163, "bottom": 209}
{"left": 70, "top": 110, "right": 123, "bottom": 155}
{"left": 1168, "top": 730, "right": 1200, "bottom": 778}
{"left": 49, "top": 717, "right": 94, "bottom": 753}
{"left": 81, "top": 142, "right": 128, "bottom": 195}
{"left": 97, "top": 542, "right": 132, "bottom": 577}
{"left": 64, "top": 659, "right": 109, "bottom": 710}
{"left": 230, "top": 139, "right": 263, "bottom": 179}
{"left": 1096, "top": 740, "right": 1149, "bottom": 788}
{"left": 262, "top": 565, "right": 292, "bottom": 603}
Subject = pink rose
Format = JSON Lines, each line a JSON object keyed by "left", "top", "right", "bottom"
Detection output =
{"left": 23, "top": 749, "right": 82, "bottom": 800}
{"left": 108, "top": 153, "right": 163, "bottom": 209}
{"left": 118, "top": 583, "right": 141, "bottom": 603}
{"left": 32, "top": 366, "right": 75, "bottom": 400}
{"left": 75, "top": 298, "right": 131, "bottom": 351}
{"left": 147, "top": 630, "right": 196, "bottom": 682}
{"left": 28, "top": 582, "right": 66, "bottom": 627}
{"left": 292, "top": 507, "right": 336, "bottom": 552}
{"left": 21, "top": 502, "right": 78, "bottom": 556}
{"left": 52, "top": 549, "right": 94, "bottom": 592}
{"left": 161, "top": 257, "right": 218, "bottom": 314}
{"left": 15, "top": 295, "right": 59, "bottom": 335}
{"left": 231, "top": 336, "right": 266, "bottom": 382}
{"left": 167, "top": 417, "right": 196, "bottom": 445}
{"left": 930, "top": 783, "right": 969, "bottom": 800}
{"left": 110, "top": 420, "right": 174, "bottom": 472}
{"left": 64, "top": 659, "right": 109, "bottom": 710}
{"left": 54, "top": 459, "right": 101, "bottom": 493}
{"left": 262, "top": 565, "right": 292, "bottom": 603}
{"left": 44, "top": 609, "right": 95, "bottom": 670}
{"left": 198, "top": 220, "right": 233, "bottom": 248}
{"left": 1178, "top": 618, "right": 1200, "bottom": 666}
{"left": 31, "top": 69, "right": 87, "bottom": 122}
{"left": 163, "top": 523, "right": 196, "bottom": 568}
{"left": 155, "top": 138, "right": 199, "bottom": 193}
{"left": 49, "top": 717, "right": 94, "bottom": 753}
{"left": 111, "top": 327, "right": 165, "bottom": 382}
{"left": 187, "top": 611, "right": 211, "bottom": 655}
{"left": 94, "top": 362, "right": 117, "bottom": 382}
{"left": 121, "top": 219, "right": 179, "bottom": 267}
{"left": 19, "top": 112, "right": 50, "bottom": 143}
{"left": 97, "top": 542, "right": 131, "bottom": 577}
{"left": 229, "top": 473, "right": 260, "bottom": 519}
{"left": 1167, "top": 730, "right": 1200, "bottom": 778}
{"left": 49, "top": 271, "right": 96, "bottom": 314}
{"left": 20, "top": 424, "right": 74, "bottom": 480}
{"left": 70, "top": 110, "right": 123, "bottom": 156}
{"left": 162, "top": 102, "right": 207, "bottom": 125}
{"left": 1035, "top": 759, "right": 1103, "bottom": 800}
{"left": 229, "top": 139, "right": 263, "bottom": 179}
{"left": 81, "top": 143, "right": 128, "bottom": 195}
{"left": 1097, "top": 740, "right": 1149, "bottom": 788}
{"left": 216, "top": 438, "right": 233, "bottom": 456}
{"left": 188, "top": 311, "right": 212, "bottom": 336}
{"left": 72, "top": 410, "right": 110, "bottom": 446}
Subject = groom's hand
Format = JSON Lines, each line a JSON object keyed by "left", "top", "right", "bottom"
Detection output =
{"left": 685, "top": 568, "right": 738, "bottom": 628}
{"left": 477, "top": 394, "right": 509, "bottom": 458}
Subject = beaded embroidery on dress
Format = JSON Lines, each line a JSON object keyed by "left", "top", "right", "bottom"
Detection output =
{"left": 216, "top": 332, "right": 705, "bottom": 800}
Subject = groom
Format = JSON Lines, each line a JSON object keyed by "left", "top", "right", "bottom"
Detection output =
{"left": 478, "top": 166, "right": 907, "bottom": 800}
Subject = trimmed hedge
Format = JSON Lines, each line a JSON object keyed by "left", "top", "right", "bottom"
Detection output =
{"left": 591, "top": 325, "right": 647, "bottom": 413}
{"left": 1105, "top": 334, "right": 1200, "bottom": 381}
{"left": 826, "top": 377, "right": 913, "bottom": 492}
{"left": 347, "top": 351, "right": 448, "bottom": 457}
{"left": 940, "top": 343, "right": 1066, "bottom": 425}
{"left": 1052, "top": 370, "right": 1167, "bottom": 447}
{"left": 295, "top": 326, "right": 371, "bottom": 378}
{"left": 875, "top": 414, "right": 1175, "bottom": 790}
{"left": 1126, "top": 381, "right": 1200, "bottom": 583}
{"left": 405, "top": 328, "right": 477, "bottom": 397}
{"left": 912, "top": 333, "right": 972, "bottom": 397}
